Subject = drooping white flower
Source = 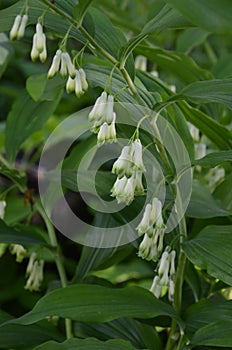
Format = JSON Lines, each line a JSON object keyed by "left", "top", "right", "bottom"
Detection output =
{"left": 66, "top": 68, "right": 88, "bottom": 96}
{"left": 97, "top": 113, "right": 117, "bottom": 145}
{"left": 131, "top": 139, "right": 145, "bottom": 172}
{"left": 47, "top": 49, "right": 62, "bottom": 78}
{"left": 138, "top": 233, "right": 158, "bottom": 261}
{"left": 112, "top": 145, "right": 133, "bottom": 178}
{"left": 137, "top": 197, "right": 165, "bottom": 237}
{"left": 61, "top": 52, "right": 76, "bottom": 78}
{"left": 149, "top": 248, "right": 176, "bottom": 300}
{"left": 111, "top": 175, "right": 136, "bottom": 205}
{"left": 134, "top": 170, "right": 145, "bottom": 195}
{"left": 16, "top": 14, "right": 28, "bottom": 39}
{"left": 25, "top": 252, "right": 44, "bottom": 292}
{"left": 135, "top": 55, "right": 147, "bottom": 71}
{"left": 194, "top": 143, "right": 206, "bottom": 160}
{"left": 79, "top": 68, "right": 88, "bottom": 91}
{"left": 31, "top": 23, "right": 47, "bottom": 63}
{"left": 89, "top": 92, "right": 115, "bottom": 132}
{"left": 66, "top": 75, "right": 75, "bottom": 94}
{"left": 150, "top": 275, "right": 162, "bottom": 298}
{"left": 10, "top": 244, "right": 27, "bottom": 263}
{"left": 10, "top": 15, "right": 21, "bottom": 40}
{"left": 188, "top": 122, "right": 199, "bottom": 142}
{"left": 0, "top": 200, "right": 6, "bottom": 220}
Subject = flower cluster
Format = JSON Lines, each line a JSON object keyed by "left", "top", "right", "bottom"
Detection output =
{"left": 25, "top": 252, "right": 44, "bottom": 292}
{"left": 66, "top": 68, "right": 88, "bottom": 97}
{"left": 10, "top": 244, "right": 27, "bottom": 263}
{"left": 31, "top": 23, "right": 47, "bottom": 63}
{"left": 150, "top": 248, "right": 176, "bottom": 301}
{"left": 111, "top": 139, "right": 145, "bottom": 205}
{"left": 137, "top": 197, "right": 166, "bottom": 261}
{"left": 48, "top": 49, "right": 76, "bottom": 79}
{"left": 88, "top": 91, "right": 116, "bottom": 145}
{"left": 10, "top": 14, "right": 28, "bottom": 40}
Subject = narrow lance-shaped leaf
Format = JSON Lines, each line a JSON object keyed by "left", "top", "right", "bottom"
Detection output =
{"left": 3, "top": 284, "right": 181, "bottom": 326}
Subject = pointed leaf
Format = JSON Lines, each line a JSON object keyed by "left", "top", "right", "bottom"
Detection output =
{"left": 4, "top": 284, "right": 180, "bottom": 326}
{"left": 164, "top": 0, "right": 232, "bottom": 34}
{"left": 183, "top": 225, "right": 232, "bottom": 285}
{"left": 180, "top": 78, "right": 232, "bottom": 110}
{"left": 192, "top": 150, "right": 232, "bottom": 167}
{"left": 191, "top": 320, "right": 232, "bottom": 347}
{"left": 33, "top": 337, "right": 143, "bottom": 350}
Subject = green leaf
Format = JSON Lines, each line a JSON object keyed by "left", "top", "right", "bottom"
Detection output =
{"left": 186, "top": 180, "right": 229, "bottom": 218}
{"left": 5, "top": 284, "right": 180, "bottom": 326}
{"left": 184, "top": 298, "right": 232, "bottom": 335}
{"left": 183, "top": 225, "right": 232, "bottom": 285}
{"left": 141, "top": 4, "right": 191, "bottom": 35}
{"left": 120, "top": 34, "right": 147, "bottom": 67}
{"left": 74, "top": 244, "right": 134, "bottom": 281}
{"left": 0, "top": 220, "right": 48, "bottom": 245}
{"left": 164, "top": 0, "right": 232, "bottom": 34}
{"left": 179, "top": 102, "right": 232, "bottom": 150}
{"left": 212, "top": 54, "right": 232, "bottom": 79}
{"left": 136, "top": 45, "right": 212, "bottom": 84}
{"left": 33, "top": 337, "right": 142, "bottom": 350}
{"left": 176, "top": 28, "right": 209, "bottom": 54}
{"left": 84, "top": 63, "right": 153, "bottom": 107}
{"left": 26, "top": 74, "right": 64, "bottom": 102}
{"left": 191, "top": 320, "right": 232, "bottom": 347}
{"left": 180, "top": 78, "right": 232, "bottom": 109}
{"left": 5, "top": 90, "right": 62, "bottom": 162}
{"left": 214, "top": 174, "right": 232, "bottom": 212}
{"left": 77, "top": 0, "right": 94, "bottom": 21}
{"left": 192, "top": 150, "right": 232, "bottom": 167}
{"left": 0, "top": 33, "right": 13, "bottom": 78}
{"left": 75, "top": 318, "right": 162, "bottom": 350}
{"left": 0, "top": 319, "right": 63, "bottom": 350}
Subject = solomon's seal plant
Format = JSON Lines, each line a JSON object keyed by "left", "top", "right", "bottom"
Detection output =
{"left": 0, "top": 0, "right": 232, "bottom": 350}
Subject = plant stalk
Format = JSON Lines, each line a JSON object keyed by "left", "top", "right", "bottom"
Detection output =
{"left": 36, "top": 203, "right": 73, "bottom": 339}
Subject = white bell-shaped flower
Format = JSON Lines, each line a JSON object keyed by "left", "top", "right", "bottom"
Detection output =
{"left": 17, "top": 14, "right": 28, "bottom": 39}
{"left": 10, "top": 15, "right": 21, "bottom": 40}
{"left": 47, "top": 49, "right": 62, "bottom": 78}
{"left": 112, "top": 145, "right": 133, "bottom": 178}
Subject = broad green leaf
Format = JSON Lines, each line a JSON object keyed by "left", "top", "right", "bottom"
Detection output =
{"left": 75, "top": 318, "right": 162, "bottom": 350}
{"left": 164, "top": 0, "right": 232, "bottom": 34}
{"left": 136, "top": 45, "right": 212, "bottom": 84}
{"left": 183, "top": 225, "right": 232, "bottom": 285}
{"left": 5, "top": 90, "right": 62, "bottom": 162}
{"left": 176, "top": 28, "right": 209, "bottom": 54}
{"left": 0, "top": 316, "right": 63, "bottom": 350}
{"left": 186, "top": 180, "right": 229, "bottom": 218}
{"left": 180, "top": 78, "right": 232, "bottom": 110}
{"left": 74, "top": 244, "right": 134, "bottom": 281}
{"left": 192, "top": 150, "right": 232, "bottom": 167}
{"left": 5, "top": 284, "right": 180, "bottom": 325}
{"left": 34, "top": 337, "right": 142, "bottom": 350}
{"left": 191, "top": 320, "right": 232, "bottom": 347}
{"left": 74, "top": 0, "right": 94, "bottom": 22}
{"left": 0, "top": 220, "right": 48, "bottom": 245}
{"left": 26, "top": 74, "right": 64, "bottom": 102}
{"left": 179, "top": 102, "right": 232, "bottom": 150}
{"left": 214, "top": 174, "right": 232, "bottom": 212}
{"left": 184, "top": 298, "right": 232, "bottom": 334}
{"left": 0, "top": 33, "right": 13, "bottom": 78}
{"left": 142, "top": 4, "right": 191, "bottom": 35}
{"left": 87, "top": 8, "right": 134, "bottom": 77}
{"left": 212, "top": 54, "right": 232, "bottom": 79}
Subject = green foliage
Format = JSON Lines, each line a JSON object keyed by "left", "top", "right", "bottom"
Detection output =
{"left": 0, "top": 0, "right": 231, "bottom": 349}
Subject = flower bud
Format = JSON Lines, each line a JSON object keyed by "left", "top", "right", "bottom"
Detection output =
{"left": 17, "top": 14, "right": 28, "bottom": 39}
{"left": 75, "top": 70, "right": 83, "bottom": 97}
{"left": 63, "top": 52, "right": 75, "bottom": 78}
{"left": 79, "top": 68, "right": 88, "bottom": 91}
{"left": 10, "top": 15, "right": 21, "bottom": 40}
{"left": 47, "top": 50, "right": 62, "bottom": 78}
{"left": 66, "top": 76, "right": 75, "bottom": 94}
{"left": 31, "top": 34, "right": 39, "bottom": 62}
